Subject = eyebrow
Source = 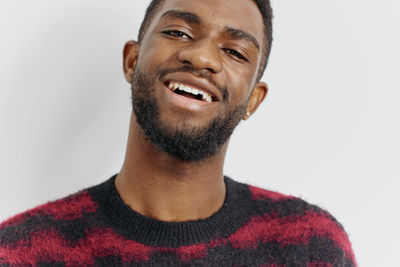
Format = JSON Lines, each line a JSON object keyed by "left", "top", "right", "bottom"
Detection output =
{"left": 160, "top": 10, "right": 202, "bottom": 25}
{"left": 224, "top": 27, "right": 260, "bottom": 51}
{"left": 160, "top": 10, "right": 260, "bottom": 51}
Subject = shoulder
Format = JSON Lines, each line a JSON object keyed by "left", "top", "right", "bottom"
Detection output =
{"left": 0, "top": 189, "right": 99, "bottom": 262}
{"left": 243, "top": 182, "right": 357, "bottom": 266}
{"left": 1, "top": 189, "right": 98, "bottom": 229}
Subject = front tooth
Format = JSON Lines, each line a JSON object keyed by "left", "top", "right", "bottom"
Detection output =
{"left": 202, "top": 95, "right": 212, "bottom": 103}
{"left": 192, "top": 88, "right": 199, "bottom": 95}
{"left": 202, "top": 92, "right": 210, "bottom": 102}
{"left": 183, "top": 85, "right": 191, "bottom": 93}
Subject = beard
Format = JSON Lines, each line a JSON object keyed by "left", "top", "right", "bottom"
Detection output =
{"left": 131, "top": 66, "right": 247, "bottom": 161}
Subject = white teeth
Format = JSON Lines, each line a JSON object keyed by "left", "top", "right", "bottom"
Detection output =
{"left": 168, "top": 81, "right": 213, "bottom": 102}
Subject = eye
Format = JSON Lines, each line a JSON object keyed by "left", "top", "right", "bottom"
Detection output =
{"left": 223, "top": 48, "right": 248, "bottom": 62}
{"left": 162, "top": 30, "right": 191, "bottom": 40}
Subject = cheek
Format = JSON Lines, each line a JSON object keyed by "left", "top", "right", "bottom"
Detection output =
{"left": 224, "top": 65, "right": 255, "bottom": 102}
{"left": 138, "top": 38, "right": 179, "bottom": 69}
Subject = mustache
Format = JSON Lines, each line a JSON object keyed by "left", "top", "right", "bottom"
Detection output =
{"left": 156, "top": 65, "right": 229, "bottom": 101}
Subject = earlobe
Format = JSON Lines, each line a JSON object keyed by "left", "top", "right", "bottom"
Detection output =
{"left": 243, "top": 82, "right": 268, "bottom": 120}
{"left": 123, "top": 40, "right": 139, "bottom": 83}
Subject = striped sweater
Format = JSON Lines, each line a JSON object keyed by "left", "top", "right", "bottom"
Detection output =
{"left": 0, "top": 176, "right": 356, "bottom": 266}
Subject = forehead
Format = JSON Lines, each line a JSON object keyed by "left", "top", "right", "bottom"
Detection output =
{"left": 152, "top": 0, "right": 264, "bottom": 43}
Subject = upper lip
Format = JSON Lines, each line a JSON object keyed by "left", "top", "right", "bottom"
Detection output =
{"left": 162, "top": 73, "right": 222, "bottom": 102}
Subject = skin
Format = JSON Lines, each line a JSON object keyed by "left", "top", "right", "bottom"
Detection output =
{"left": 116, "top": 0, "right": 268, "bottom": 222}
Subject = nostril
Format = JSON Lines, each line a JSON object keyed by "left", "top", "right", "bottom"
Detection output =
{"left": 206, "top": 67, "right": 216, "bottom": 74}
{"left": 181, "top": 60, "right": 192, "bottom": 65}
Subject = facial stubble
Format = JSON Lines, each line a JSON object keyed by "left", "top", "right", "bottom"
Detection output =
{"left": 131, "top": 68, "right": 247, "bottom": 161}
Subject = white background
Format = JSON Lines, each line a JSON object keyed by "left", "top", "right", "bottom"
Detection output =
{"left": 1, "top": 0, "right": 399, "bottom": 266}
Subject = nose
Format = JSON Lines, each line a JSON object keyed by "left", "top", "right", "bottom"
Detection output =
{"left": 177, "top": 38, "right": 223, "bottom": 74}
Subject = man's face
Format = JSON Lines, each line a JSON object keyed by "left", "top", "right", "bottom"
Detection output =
{"left": 128, "top": 0, "right": 266, "bottom": 160}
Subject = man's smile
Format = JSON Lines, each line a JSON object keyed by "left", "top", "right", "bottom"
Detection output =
{"left": 166, "top": 81, "right": 215, "bottom": 103}
{"left": 160, "top": 72, "right": 223, "bottom": 113}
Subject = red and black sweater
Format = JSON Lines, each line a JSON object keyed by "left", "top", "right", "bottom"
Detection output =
{"left": 0, "top": 176, "right": 356, "bottom": 266}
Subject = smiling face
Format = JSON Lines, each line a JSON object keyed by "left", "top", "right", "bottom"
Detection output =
{"left": 124, "top": 0, "right": 268, "bottom": 160}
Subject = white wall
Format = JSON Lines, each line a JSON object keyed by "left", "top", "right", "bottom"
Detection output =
{"left": 1, "top": 0, "right": 399, "bottom": 266}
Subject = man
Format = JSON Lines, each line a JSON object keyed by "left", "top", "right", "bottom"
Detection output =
{"left": 0, "top": 0, "right": 356, "bottom": 266}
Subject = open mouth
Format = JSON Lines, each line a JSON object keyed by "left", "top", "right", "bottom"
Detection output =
{"left": 165, "top": 81, "right": 217, "bottom": 103}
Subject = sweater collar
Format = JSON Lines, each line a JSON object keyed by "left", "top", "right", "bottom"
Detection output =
{"left": 88, "top": 174, "right": 253, "bottom": 247}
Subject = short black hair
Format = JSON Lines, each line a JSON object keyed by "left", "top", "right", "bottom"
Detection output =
{"left": 137, "top": 0, "right": 273, "bottom": 81}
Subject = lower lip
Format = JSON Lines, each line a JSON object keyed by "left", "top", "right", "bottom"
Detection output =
{"left": 163, "top": 84, "right": 218, "bottom": 112}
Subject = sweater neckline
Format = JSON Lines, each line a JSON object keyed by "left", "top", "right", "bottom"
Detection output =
{"left": 88, "top": 175, "right": 253, "bottom": 247}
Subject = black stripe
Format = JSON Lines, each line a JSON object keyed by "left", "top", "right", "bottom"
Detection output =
{"left": 253, "top": 197, "right": 331, "bottom": 219}
{"left": 94, "top": 255, "right": 123, "bottom": 267}
{"left": 0, "top": 212, "right": 105, "bottom": 246}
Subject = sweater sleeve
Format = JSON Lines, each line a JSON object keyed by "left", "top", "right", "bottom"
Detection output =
{"left": 305, "top": 206, "right": 357, "bottom": 267}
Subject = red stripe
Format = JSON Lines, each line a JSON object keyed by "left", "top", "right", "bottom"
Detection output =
{"left": 38, "top": 191, "right": 98, "bottom": 220}
{"left": 175, "top": 243, "right": 208, "bottom": 261}
{"left": 1, "top": 191, "right": 97, "bottom": 228}
{"left": 225, "top": 210, "right": 355, "bottom": 263}
{"left": 248, "top": 185, "right": 295, "bottom": 201}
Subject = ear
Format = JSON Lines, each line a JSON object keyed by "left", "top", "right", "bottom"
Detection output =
{"left": 243, "top": 81, "right": 268, "bottom": 120}
{"left": 123, "top": 40, "right": 139, "bottom": 83}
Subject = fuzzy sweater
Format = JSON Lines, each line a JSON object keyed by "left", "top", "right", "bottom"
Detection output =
{"left": 0, "top": 175, "right": 356, "bottom": 266}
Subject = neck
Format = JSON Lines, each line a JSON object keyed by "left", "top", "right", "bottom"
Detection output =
{"left": 115, "top": 115, "right": 228, "bottom": 222}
